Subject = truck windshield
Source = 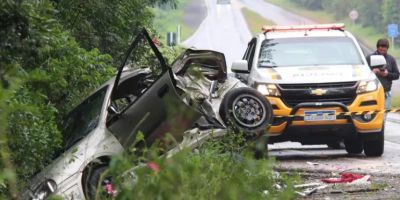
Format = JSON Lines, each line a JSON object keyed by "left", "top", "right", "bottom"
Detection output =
{"left": 61, "top": 86, "right": 108, "bottom": 150}
{"left": 258, "top": 37, "right": 363, "bottom": 67}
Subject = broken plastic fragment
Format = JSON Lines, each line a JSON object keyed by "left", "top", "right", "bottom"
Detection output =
{"left": 321, "top": 173, "right": 368, "bottom": 183}
{"left": 147, "top": 161, "right": 160, "bottom": 173}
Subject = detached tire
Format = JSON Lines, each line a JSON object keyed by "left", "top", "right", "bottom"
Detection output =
{"left": 219, "top": 87, "right": 273, "bottom": 137}
{"left": 363, "top": 128, "right": 384, "bottom": 157}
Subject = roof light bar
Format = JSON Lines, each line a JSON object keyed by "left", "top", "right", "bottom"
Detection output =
{"left": 262, "top": 23, "right": 345, "bottom": 33}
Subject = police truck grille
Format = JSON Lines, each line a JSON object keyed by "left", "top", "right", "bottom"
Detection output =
{"left": 278, "top": 82, "right": 358, "bottom": 108}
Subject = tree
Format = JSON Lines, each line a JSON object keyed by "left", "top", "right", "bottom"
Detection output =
{"left": 1, "top": 0, "right": 181, "bottom": 195}
{"left": 321, "top": 0, "right": 358, "bottom": 20}
{"left": 383, "top": 0, "right": 400, "bottom": 27}
{"left": 292, "top": 0, "right": 323, "bottom": 10}
{"left": 1, "top": 0, "right": 113, "bottom": 187}
{"left": 53, "top": 0, "right": 177, "bottom": 64}
{"left": 356, "top": 0, "right": 384, "bottom": 29}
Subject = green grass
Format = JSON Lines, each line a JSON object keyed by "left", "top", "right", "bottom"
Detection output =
{"left": 266, "top": 0, "right": 332, "bottom": 23}
{"left": 392, "top": 96, "right": 400, "bottom": 108}
{"left": 152, "top": 0, "right": 197, "bottom": 44}
{"left": 241, "top": 7, "right": 275, "bottom": 35}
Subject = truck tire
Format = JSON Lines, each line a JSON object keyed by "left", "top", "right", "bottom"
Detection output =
{"left": 219, "top": 87, "right": 273, "bottom": 137}
{"left": 344, "top": 138, "right": 363, "bottom": 154}
{"left": 363, "top": 128, "right": 384, "bottom": 157}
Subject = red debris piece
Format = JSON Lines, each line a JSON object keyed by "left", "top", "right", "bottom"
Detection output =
{"left": 147, "top": 161, "right": 160, "bottom": 173}
{"left": 152, "top": 37, "right": 161, "bottom": 46}
{"left": 103, "top": 181, "right": 117, "bottom": 197}
{"left": 321, "top": 173, "right": 367, "bottom": 183}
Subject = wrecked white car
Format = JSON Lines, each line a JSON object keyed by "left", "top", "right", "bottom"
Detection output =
{"left": 22, "top": 29, "right": 272, "bottom": 200}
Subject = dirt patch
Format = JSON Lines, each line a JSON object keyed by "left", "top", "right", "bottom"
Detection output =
{"left": 183, "top": 0, "right": 207, "bottom": 30}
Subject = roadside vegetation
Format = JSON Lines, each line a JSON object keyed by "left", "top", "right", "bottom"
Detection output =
{"left": 104, "top": 133, "right": 297, "bottom": 199}
{"left": 392, "top": 96, "right": 400, "bottom": 108}
{"left": 0, "top": 0, "right": 176, "bottom": 198}
{"left": 152, "top": 0, "right": 196, "bottom": 43}
{"left": 241, "top": 7, "right": 275, "bottom": 35}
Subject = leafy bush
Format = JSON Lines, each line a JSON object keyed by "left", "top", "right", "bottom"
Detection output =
{"left": 53, "top": 0, "right": 177, "bottom": 64}
{"left": 290, "top": 0, "right": 396, "bottom": 32}
{"left": 104, "top": 133, "right": 297, "bottom": 200}
{"left": 292, "top": 0, "right": 323, "bottom": 10}
{"left": 1, "top": 0, "right": 114, "bottom": 188}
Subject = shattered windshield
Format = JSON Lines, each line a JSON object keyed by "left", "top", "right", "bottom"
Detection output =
{"left": 61, "top": 86, "right": 108, "bottom": 150}
{"left": 258, "top": 37, "right": 363, "bottom": 67}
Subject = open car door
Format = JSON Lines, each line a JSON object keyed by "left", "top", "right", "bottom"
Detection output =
{"left": 107, "top": 29, "right": 200, "bottom": 149}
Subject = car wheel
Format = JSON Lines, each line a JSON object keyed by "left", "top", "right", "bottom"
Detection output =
{"left": 363, "top": 128, "right": 384, "bottom": 157}
{"left": 219, "top": 87, "right": 273, "bottom": 137}
{"left": 344, "top": 138, "right": 363, "bottom": 154}
{"left": 84, "top": 166, "right": 111, "bottom": 200}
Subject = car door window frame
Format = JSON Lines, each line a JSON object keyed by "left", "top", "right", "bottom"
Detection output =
{"left": 110, "top": 29, "right": 168, "bottom": 102}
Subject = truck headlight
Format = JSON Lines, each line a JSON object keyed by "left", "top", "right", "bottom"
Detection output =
{"left": 31, "top": 179, "right": 57, "bottom": 200}
{"left": 356, "top": 79, "right": 378, "bottom": 94}
{"left": 256, "top": 83, "right": 281, "bottom": 96}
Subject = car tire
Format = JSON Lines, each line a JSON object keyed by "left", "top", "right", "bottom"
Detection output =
{"left": 363, "top": 128, "right": 384, "bottom": 157}
{"left": 219, "top": 87, "right": 273, "bottom": 137}
{"left": 344, "top": 138, "right": 363, "bottom": 154}
{"left": 84, "top": 165, "right": 109, "bottom": 200}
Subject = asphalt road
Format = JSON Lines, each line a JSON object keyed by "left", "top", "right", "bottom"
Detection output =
{"left": 183, "top": 0, "right": 400, "bottom": 177}
{"left": 182, "top": 0, "right": 251, "bottom": 71}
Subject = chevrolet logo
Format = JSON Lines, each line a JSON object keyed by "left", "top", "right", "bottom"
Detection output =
{"left": 311, "top": 88, "right": 327, "bottom": 96}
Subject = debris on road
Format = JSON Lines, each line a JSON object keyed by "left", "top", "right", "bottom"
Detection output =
{"left": 321, "top": 173, "right": 370, "bottom": 184}
{"left": 294, "top": 173, "right": 374, "bottom": 197}
{"left": 295, "top": 183, "right": 329, "bottom": 196}
{"left": 295, "top": 182, "right": 323, "bottom": 189}
{"left": 306, "top": 161, "right": 320, "bottom": 166}
{"left": 347, "top": 175, "right": 371, "bottom": 186}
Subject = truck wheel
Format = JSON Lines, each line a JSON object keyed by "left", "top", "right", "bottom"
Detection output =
{"left": 219, "top": 87, "right": 273, "bottom": 137}
{"left": 363, "top": 128, "right": 384, "bottom": 157}
{"left": 344, "top": 138, "right": 363, "bottom": 154}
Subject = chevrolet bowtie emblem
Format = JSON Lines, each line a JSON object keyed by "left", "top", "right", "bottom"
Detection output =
{"left": 311, "top": 88, "right": 327, "bottom": 96}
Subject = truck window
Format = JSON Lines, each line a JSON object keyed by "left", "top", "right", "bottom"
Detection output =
{"left": 258, "top": 37, "right": 363, "bottom": 67}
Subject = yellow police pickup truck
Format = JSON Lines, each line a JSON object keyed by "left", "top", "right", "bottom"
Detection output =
{"left": 232, "top": 24, "right": 387, "bottom": 157}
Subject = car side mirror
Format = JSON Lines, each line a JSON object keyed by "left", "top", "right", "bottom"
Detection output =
{"left": 231, "top": 60, "right": 249, "bottom": 74}
{"left": 369, "top": 55, "right": 387, "bottom": 67}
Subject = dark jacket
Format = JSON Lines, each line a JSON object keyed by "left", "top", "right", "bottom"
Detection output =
{"left": 366, "top": 51, "right": 400, "bottom": 92}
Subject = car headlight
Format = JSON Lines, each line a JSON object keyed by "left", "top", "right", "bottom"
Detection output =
{"left": 256, "top": 83, "right": 281, "bottom": 96}
{"left": 31, "top": 179, "right": 57, "bottom": 200}
{"left": 356, "top": 79, "right": 379, "bottom": 94}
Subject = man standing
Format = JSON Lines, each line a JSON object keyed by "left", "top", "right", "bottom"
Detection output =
{"left": 366, "top": 38, "right": 400, "bottom": 110}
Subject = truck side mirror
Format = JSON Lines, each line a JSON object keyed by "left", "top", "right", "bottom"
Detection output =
{"left": 231, "top": 60, "right": 249, "bottom": 73}
{"left": 369, "top": 55, "right": 386, "bottom": 67}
